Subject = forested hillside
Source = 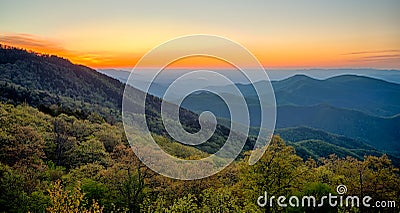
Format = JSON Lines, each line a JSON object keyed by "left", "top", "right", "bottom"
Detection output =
{"left": 276, "top": 127, "right": 400, "bottom": 166}
{"left": 277, "top": 104, "right": 400, "bottom": 153}
{"left": 0, "top": 103, "right": 399, "bottom": 212}
{"left": 0, "top": 45, "right": 244, "bottom": 154}
{"left": 0, "top": 45, "right": 123, "bottom": 121}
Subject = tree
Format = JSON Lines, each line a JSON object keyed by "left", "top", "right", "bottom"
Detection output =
{"left": 66, "top": 137, "right": 110, "bottom": 168}
{"left": 312, "top": 154, "right": 400, "bottom": 212}
{"left": 1, "top": 126, "right": 45, "bottom": 167}
{"left": 100, "top": 144, "right": 154, "bottom": 212}
{"left": 94, "top": 127, "right": 122, "bottom": 152}
{"left": 52, "top": 115, "right": 77, "bottom": 167}
{"left": 167, "top": 194, "right": 198, "bottom": 213}
{"left": 46, "top": 180, "right": 103, "bottom": 213}
{"left": 200, "top": 187, "right": 240, "bottom": 212}
{"left": 237, "top": 136, "right": 310, "bottom": 212}
{"left": 293, "top": 182, "right": 337, "bottom": 213}
{"left": 0, "top": 163, "right": 29, "bottom": 212}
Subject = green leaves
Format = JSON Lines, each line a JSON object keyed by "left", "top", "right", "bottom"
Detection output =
{"left": 66, "top": 137, "right": 109, "bottom": 168}
{"left": 0, "top": 103, "right": 399, "bottom": 212}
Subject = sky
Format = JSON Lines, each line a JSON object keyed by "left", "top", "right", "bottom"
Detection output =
{"left": 0, "top": 0, "right": 399, "bottom": 69}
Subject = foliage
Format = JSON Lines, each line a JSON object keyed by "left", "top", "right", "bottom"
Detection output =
{"left": 0, "top": 103, "right": 399, "bottom": 212}
{"left": 46, "top": 180, "right": 103, "bottom": 213}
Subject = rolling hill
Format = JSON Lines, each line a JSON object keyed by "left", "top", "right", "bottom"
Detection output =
{"left": 275, "top": 127, "right": 400, "bottom": 165}
{"left": 204, "top": 74, "right": 400, "bottom": 117}
{"left": 174, "top": 75, "right": 400, "bottom": 155}
{"left": 276, "top": 104, "right": 400, "bottom": 153}
{"left": 273, "top": 74, "right": 400, "bottom": 117}
{"left": 275, "top": 126, "right": 376, "bottom": 150}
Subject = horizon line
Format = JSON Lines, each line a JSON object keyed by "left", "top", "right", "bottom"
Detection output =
{"left": 2, "top": 42, "right": 400, "bottom": 71}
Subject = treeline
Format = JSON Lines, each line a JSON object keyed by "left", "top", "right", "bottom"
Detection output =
{"left": 0, "top": 44, "right": 123, "bottom": 123}
{"left": 0, "top": 103, "right": 399, "bottom": 212}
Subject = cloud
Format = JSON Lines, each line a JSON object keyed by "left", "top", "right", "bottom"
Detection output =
{"left": 0, "top": 33, "right": 138, "bottom": 68}
{"left": 342, "top": 50, "right": 400, "bottom": 67}
{"left": 0, "top": 33, "right": 66, "bottom": 52}
{"left": 362, "top": 54, "right": 400, "bottom": 59}
{"left": 342, "top": 50, "right": 400, "bottom": 55}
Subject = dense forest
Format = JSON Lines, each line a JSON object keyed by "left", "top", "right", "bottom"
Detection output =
{"left": 1, "top": 103, "right": 399, "bottom": 212}
{"left": 0, "top": 45, "right": 399, "bottom": 212}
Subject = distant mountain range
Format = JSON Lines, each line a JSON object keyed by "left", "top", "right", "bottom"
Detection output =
{"left": 1, "top": 46, "right": 398, "bottom": 165}
{"left": 181, "top": 75, "right": 400, "bottom": 154}
{"left": 97, "top": 68, "right": 400, "bottom": 156}
{"left": 98, "top": 68, "right": 400, "bottom": 85}
{"left": 98, "top": 69, "right": 400, "bottom": 117}
{"left": 205, "top": 74, "right": 400, "bottom": 117}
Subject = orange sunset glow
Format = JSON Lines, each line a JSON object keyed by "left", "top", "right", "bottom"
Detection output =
{"left": 1, "top": 1, "right": 399, "bottom": 69}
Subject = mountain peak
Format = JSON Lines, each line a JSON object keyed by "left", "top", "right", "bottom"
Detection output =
{"left": 279, "top": 74, "right": 318, "bottom": 83}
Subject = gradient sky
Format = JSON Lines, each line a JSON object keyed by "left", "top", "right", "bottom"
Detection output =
{"left": 0, "top": 0, "right": 399, "bottom": 69}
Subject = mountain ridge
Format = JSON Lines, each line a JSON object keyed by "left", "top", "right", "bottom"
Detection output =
{"left": 0, "top": 45, "right": 241, "bottom": 155}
